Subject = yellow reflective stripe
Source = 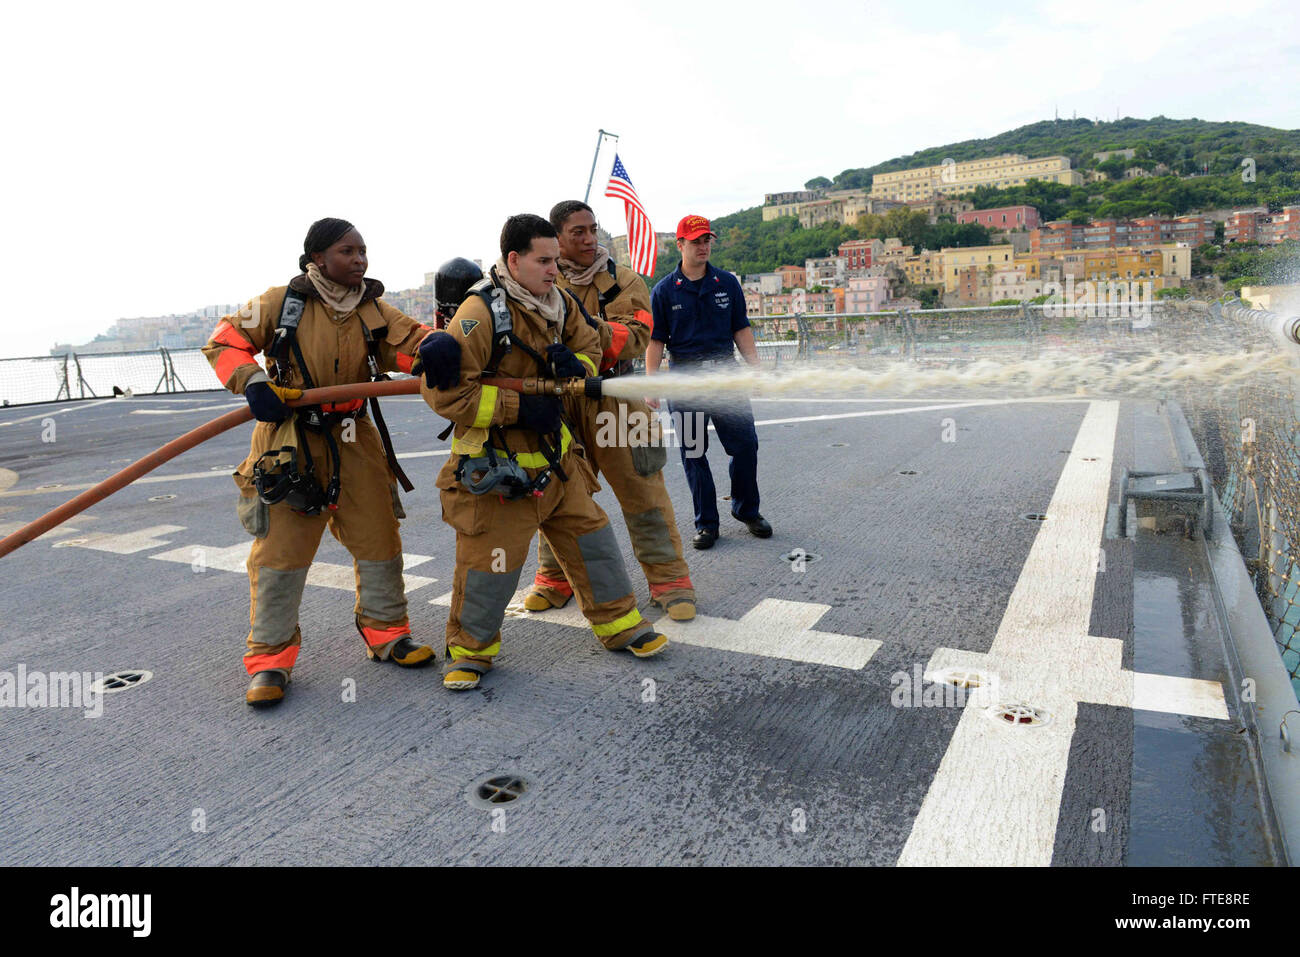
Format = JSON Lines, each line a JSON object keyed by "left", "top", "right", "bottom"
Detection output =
{"left": 449, "top": 641, "right": 500, "bottom": 660}
{"left": 592, "top": 607, "right": 644, "bottom": 637}
{"left": 484, "top": 423, "right": 571, "bottom": 469}
{"left": 450, "top": 427, "right": 488, "bottom": 457}
{"left": 577, "top": 353, "right": 597, "bottom": 376}
{"left": 472, "top": 385, "right": 498, "bottom": 429}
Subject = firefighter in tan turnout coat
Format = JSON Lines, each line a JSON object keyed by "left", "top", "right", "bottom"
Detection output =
{"left": 417, "top": 213, "right": 667, "bottom": 691}
{"left": 522, "top": 200, "right": 695, "bottom": 620}
{"left": 203, "top": 218, "right": 435, "bottom": 706}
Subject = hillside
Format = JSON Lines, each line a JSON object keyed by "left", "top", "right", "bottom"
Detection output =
{"left": 817, "top": 116, "right": 1300, "bottom": 189}
{"left": 640, "top": 117, "right": 1300, "bottom": 286}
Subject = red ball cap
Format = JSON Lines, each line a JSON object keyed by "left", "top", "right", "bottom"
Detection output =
{"left": 676, "top": 214, "right": 717, "bottom": 241}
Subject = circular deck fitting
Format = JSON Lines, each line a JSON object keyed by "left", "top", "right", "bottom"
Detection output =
{"left": 36, "top": 483, "right": 63, "bottom": 490}
{"left": 53, "top": 538, "right": 89, "bottom": 548}
{"left": 148, "top": 494, "right": 176, "bottom": 502}
{"left": 899, "top": 469, "right": 919, "bottom": 475}
{"left": 90, "top": 670, "right": 153, "bottom": 695}
{"left": 469, "top": 774, "right": 529, "bottom": 808}
{"left": 1022, "top": 512, "right": 1049, "bottom": 521}
{"left": 830, "top": 442, "right": 849, "bottom": 448}
{"left": 983, "top": 703, "right": 1052, "bottom": 728}
{"left": 1082, "top": 456, "right": 1098, "bottom": 462}
{"left": 781, "top": 549, "right": 822, "bottom": 565}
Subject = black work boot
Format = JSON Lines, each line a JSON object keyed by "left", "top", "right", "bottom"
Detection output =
{"left": 692, "top": 527, "right": 719, "bottom": 549}
{"left": 245, "top": 669, "right": 287, "bottom": 707}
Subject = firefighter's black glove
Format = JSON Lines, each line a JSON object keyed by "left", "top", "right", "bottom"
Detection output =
{"left": 245, "top": 380, "right": 293, "bottom": 423}
{"left": 545, "top": 343, "right": 586, "bottom": 380}
{"left": 419, "top": 331, "right": 461, "bottom": 391}
{"left": 516, "top": 394, "right": 562, "bottom": 434}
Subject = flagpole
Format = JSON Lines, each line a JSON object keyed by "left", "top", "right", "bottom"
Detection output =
{"left": 583, "top": 129, "right": 619, "bottom": 204}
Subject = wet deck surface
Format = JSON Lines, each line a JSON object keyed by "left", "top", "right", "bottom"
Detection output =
{"left": 0, "top": 392, "right": 1278, "bottom": 865}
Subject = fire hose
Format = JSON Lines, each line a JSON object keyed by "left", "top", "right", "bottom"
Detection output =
{"left": 0, "top": 376, "right": 598, "bottom": 559}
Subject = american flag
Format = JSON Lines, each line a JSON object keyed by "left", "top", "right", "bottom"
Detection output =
{"left": 604, "top": 154, "right": 657, "bottom": 276}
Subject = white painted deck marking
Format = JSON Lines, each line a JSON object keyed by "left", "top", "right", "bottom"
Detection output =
{"left": 0, "top": 399, "right": 116, "bottom": 427}
{"left": 428, "top": 591, "right": 878, "bottom": 669}
{"left": 148, "top": 541, "right": 439, "bottom": 591}
{"left": 130, "top": 403, "right": 244, "bottom": 415}
{"left": 52, "top": 525, "right": 185, "bottom": 554}
{"left": 1131, "top": 673, "right": 1230, "bottom": 719}
{"left": 657, "top": 598, "right": 880, "bottom": 669}
{"left": 0, "top": 468, "right": 17, "bottom": 492}
{"left": 0, "top": 522, "right": 80, "bottom": 541}
{"left": 898, "top": 401, "right": 1228, "bottom": 868}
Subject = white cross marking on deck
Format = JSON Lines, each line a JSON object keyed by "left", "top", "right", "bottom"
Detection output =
{"left": 149, "top": 540, "right": 440, "bottom": 591}
{"left": 51, "top": 524, "right": 185, "bottom": 553}
{"left": 897, "top": 400, "right": 1229, "bottom": 868}
{"left": 428, "top": 592, "right": 879, "bottom": 670}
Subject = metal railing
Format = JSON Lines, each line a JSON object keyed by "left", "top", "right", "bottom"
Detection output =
{"left": 0, "top": 348, "right": 232, "bottom": 408}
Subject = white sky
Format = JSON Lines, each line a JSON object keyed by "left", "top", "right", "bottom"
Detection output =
{"left": 2, "top": 0, "right": 1298, "bottom": 358}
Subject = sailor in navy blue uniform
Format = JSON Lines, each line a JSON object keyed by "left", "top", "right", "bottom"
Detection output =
{"left": 647, "top": 214, "right": 772, "bottom": 549}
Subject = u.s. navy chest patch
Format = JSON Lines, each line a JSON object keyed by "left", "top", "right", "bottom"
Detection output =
{"left": 459, "top": 318, "right": 480, "bottom": 336}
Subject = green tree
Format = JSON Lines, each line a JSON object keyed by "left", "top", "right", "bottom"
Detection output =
{"left": 805, "top": 176, "right": 832, "bottom": 190}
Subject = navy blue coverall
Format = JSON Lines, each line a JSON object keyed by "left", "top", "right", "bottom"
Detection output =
{"left": 649, "top": 262, "right": 760, "bottom": 532}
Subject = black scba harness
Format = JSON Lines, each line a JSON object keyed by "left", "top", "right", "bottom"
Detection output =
{"left": 448, "top": 271, "right": 581, "bottom": 501}
{"left": 253, "top": 285, "right": 413, "bottom": 515}
{"left": 595, "top": 259, "right": 635, "bottom": 379}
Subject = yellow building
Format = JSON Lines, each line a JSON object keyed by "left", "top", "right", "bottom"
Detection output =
{"left": 940, "top": 244, "right": 1017, "bottom": 292}
{"left": 902, "top": 250, "right": 944, "bottom": 286}
{"left": 871, "top": 154, "right": 1083, "bottom": 201}
{"left": 1159, "top": 246, "right": 1192, "bottom": 280}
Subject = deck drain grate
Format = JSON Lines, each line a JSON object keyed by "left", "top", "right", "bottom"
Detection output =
{"left": 781, "top": 549, "right": 822, "bottom": 564}
{"left": 472, "top": 775, "right": 528, "bottom": 806}
{"left": 1022, "top": 512, "right": 1049, "bottom": 521}
{"left": 90, "top": 670, "right": 153, "bottom": 695}
{"left": 148, "top": 494, "right": 176, "bottom": 502}
{"left": 984, "top": 703, "right": 1051, "bottom": 728}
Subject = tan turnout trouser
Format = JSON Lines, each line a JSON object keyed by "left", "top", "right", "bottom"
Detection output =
{"left": 235, "top": 416, "right": 410, "bottom": 675}
{"left": 530, "top": 394, "right": 693, "bottom": 609}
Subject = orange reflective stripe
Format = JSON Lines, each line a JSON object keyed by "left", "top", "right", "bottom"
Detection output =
{"left": 601, "top": 321, "right": 631, "bottom": 370}
{"left": 649, "top": 576, "right": 694, "bottom": 598}
{"left": 210, "top": 320, "right": 254, "bottom": 349}
{"left": 632, "top": 309, "right": 652, "bottom": 326}
{"left": 396, "top": 352, "right": 416, "bottom": 374}
{"left": 533, "top": 573, "right": 574, "bottom": 596}
{"left": 321, "top": 398, "right": 364, "bottom": 414}
{"left": 244, "top": 645, "right": 299, "bottom": 674}
{"left": 211, "top": 321, "right": 259, "bottom": 385}
{"left": 215, "top": 348, "right": 259, "bottom": 386}
{"left": 358, "top": 622, "right": 410, "bottom": 648}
